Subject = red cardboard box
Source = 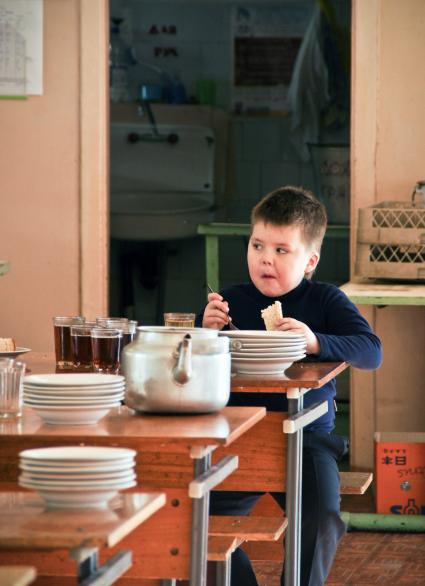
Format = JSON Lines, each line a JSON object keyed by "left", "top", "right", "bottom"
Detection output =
{"left": 375, "top": 432, "right": 425, "bottom": 515}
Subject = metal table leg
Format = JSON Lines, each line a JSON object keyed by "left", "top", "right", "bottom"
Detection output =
{"left": 189, "top": 450, "right": 239, "bottom": 586}
{"left": 284, "top": 392, "right": 304, "bottom": 586}
{"left": 190, "top": 452, "right": 211, "bottom": 586}
{"left": 284, "top": 394, "right": 328, "bottom": 586}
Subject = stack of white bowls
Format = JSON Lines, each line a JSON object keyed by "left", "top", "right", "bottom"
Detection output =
{"left": 18, "top": 446, "right": 137, "bottom": 508}
{"left": 219, "top": 330, "right": 307, "bottom": 375}
{"left": 23, "top": 373, "right": 125, "bottom": 425}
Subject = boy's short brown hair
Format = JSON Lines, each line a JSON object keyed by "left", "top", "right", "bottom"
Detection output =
{"left": 251, "top": 185, "right": 327, "bottom": 251}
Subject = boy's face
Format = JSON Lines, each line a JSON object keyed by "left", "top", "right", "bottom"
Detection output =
{"left": 247, "top": 221, "right": 320, "bottom": 297}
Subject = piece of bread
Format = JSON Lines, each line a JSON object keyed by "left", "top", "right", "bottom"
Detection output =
{"left": 261, "top": 301, "right": 283, "bottom": 331}
{"left": 0, "top": 338, "right": 16, "bottom": 352}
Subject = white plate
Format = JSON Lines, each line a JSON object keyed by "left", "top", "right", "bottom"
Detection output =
{"left": 19, "top": 477, "right": 136, "bottom": 490}
{"left": 0, "top": 347, "right": 31, "bottom": 358}
{"left": 23, "top": 383, "right": 125, "bottom": 394}
{"left": 231, "top": 351, "right": 306, "bottom": 360}
{"left": 24, "top": 374, "right": 124, "bottom": 387}
{"left": 20, "top": 460, "right": 135, "bottom": 473}
{"left": 20, "top": 446, "right": 136, "bottom": 462}
{"left": 231, "top": 342, "right": 306, "bottom": 356}
{"left": 23, "top": 395, "right": 121, "bottom": 409}
{"left": 232, "top": 353, "right": 305, "bottom": 363}
{"left": 19, "top": 473, "right": 136, "bottom": 487}
{"left": 23, "top": 393, "right": 124, "bottom": 404}
{"left": 229, "top": 340, "right": 306, "bottom": 350}
{"left": 219, "top": 330, "right": 305, "bottom": 340}
{"left": 19, "top": 468, "right": 135, "bottom": 481}
{"left": 24, "top": 398, "right": 121, "bottom": 407}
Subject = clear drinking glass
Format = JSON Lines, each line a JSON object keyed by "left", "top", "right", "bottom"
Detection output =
{"left": 0, "top": 360, "right": 26, "bottom": 418}
{"left": 163, "top": 313, "right": 196, "bottom": 328}
{"left": 70, "top": 323, "right": 96, "bottom": 369}
{"left": 95, "top": 317, "right": 129, "bottom": 327}
{"left": 118, "top": 321, "right": 138, "bottom": 354}
{"left": 53, "top": 316, "right": 85, "bottom": 368}
{"left": 90, "top": 328, "right": 122, "bottom": 374}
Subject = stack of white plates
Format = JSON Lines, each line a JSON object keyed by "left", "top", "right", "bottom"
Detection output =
{"left": 219, "top": 330, "right": 307, "bottom": 375}
{"left": 23, "top": 373, "right": 125, "bottom": 425}
{"left": 19, "top": 446, "right": 137, "bottom": 508}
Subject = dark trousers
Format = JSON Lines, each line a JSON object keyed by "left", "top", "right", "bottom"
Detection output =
{"left": 210, "top": 433, "right": 348, "bottom": 586}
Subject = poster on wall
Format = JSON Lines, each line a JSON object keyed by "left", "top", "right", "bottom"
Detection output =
{"left": 231, "top": 3, "right": 313, "bottom": 114}
{"left": 0, "top": 0, "right": 43, "bottom": 96}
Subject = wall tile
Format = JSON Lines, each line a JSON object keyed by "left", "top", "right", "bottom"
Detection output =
{"left": 235, "top": 161, "right": 261, "bottom": 200}
{"left": 241, "top": 120, "right": 282, "bottom": 161}
{"left": 260, "top": 161, "right": 302, "bottom": 194}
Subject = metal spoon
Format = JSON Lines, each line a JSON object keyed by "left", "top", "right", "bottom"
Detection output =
{"left": 206, "top": 284, "right": 239, "bottom": 330}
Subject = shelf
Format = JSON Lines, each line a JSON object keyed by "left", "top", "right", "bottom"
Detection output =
{"left": 197, "top": 223, "right": 349, "bottom": 291}
{"left": 198, "top": 223, "right": 348, "bottom": 239}
{"left": 340, "top": 279, "right": 425, "bottom": 306}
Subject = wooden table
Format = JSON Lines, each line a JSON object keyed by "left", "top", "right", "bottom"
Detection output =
{"left": 0, "top": 492, "right": 165, "bottom": 585}
{"left": 0, "top": 566, "right": 36, "bottom": 586}
{"left": 0, "top": 353, "right": 266, "bottom": 586}
{"left": 229, "top": 361, "right": 349, "bottom": 586}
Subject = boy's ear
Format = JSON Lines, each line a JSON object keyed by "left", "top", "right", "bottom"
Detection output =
{"left": 305, "top": 250, "right": 320, "bottom": 274}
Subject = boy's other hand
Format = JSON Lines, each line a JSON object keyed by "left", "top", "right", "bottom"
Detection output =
{"left": 275, "top": 317, "right": 320, "bottom": 355}
{"left": 203, "top": 292, "right": 230, "bottom": 330}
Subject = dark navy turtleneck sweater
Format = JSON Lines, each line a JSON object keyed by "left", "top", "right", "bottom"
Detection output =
{"left": 197, "top": 279, "right": 382, "bottom": 432}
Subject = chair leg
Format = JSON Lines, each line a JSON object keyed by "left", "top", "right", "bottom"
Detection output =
{"left": 215, "top": 558, "right": 231, "bottom": 586}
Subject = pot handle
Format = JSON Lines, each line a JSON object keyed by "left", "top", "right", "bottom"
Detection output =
{"left": 172, "top": 334, "right": 192, "bottom": 385}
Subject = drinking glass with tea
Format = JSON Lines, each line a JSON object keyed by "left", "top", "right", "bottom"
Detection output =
{"left": 53, "top": 316, "right": 85, "bottom": 369}
{"left": 70, "top": 323, "right": 95, "bottom": 370}
{"left": 163, "top": 313, "right": 196, "bottom": 328}
{"left": 90, "top": 328, "right": 122, "bottom": 374}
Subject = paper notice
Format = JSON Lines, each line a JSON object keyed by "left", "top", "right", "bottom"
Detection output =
{"left": 0, "top": 0, "right": 43, "bottom": 96}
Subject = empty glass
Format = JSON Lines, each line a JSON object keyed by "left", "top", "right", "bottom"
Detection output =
{"left": 0, "top": 359, "right": 26, "bottom": 418}
{"left": 53, "top": 316, "right": 85, "bottom": 368}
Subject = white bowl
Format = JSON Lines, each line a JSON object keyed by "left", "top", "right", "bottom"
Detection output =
{"left": 27, "top": 404, "right": 114, "bottom": 425}
{"left": 19, "top": 486, "right": 119, "bottom": 509}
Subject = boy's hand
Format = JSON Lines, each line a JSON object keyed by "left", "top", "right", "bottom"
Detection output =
{"left": 275, "top": 317, "right": 320, "bottom": 355}
{"left": 202, "top": 292, "right": 230, "bottom": 330}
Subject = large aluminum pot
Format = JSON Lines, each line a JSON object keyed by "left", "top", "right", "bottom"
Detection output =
{"left": 122, "top": 326, "right": 230, "bottom": 413}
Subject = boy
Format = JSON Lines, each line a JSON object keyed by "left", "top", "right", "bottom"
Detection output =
{"left": 198, "top": 186, "right": 382, "bottom": 586}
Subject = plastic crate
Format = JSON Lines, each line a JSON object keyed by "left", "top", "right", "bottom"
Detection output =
{"left": 356, "top": 201, "right": 425, "bottom": 280}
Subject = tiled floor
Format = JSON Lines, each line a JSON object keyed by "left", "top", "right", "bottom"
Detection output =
{"left": 251, "top": 492, "right": 425, "bottom": 586}
{"left": 252, "top": 532, "right": 425, "bottom": 586}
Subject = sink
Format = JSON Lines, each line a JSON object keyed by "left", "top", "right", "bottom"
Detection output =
{"left": 110, "top": 191, "right": 214, "bottom": 241}
{"left": 109, "top": 122, "right": 216, "bottom": 241}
